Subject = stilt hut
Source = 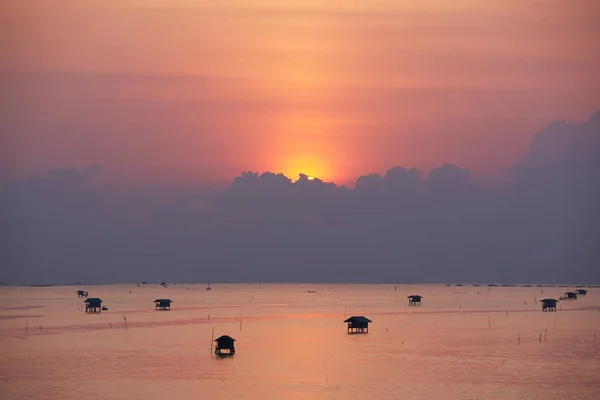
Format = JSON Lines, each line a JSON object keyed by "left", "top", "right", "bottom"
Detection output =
{"left": 560, "top": 292, "right": 578, "bottom": 300}
{"left": 407, "top": 295, "right": 422, "bottom": 306}
{"left": 76, "top": 290, "right": 88, "bottom": 298}
{"left": 214, "top": 335, "right": 236, "bottom": 356}
{"left": 540, "top": 298, "right": 558, "bottom": 311}
{"left": 576, "top": 289, "right": 587, "bottom": 296}
{"left": 154, "top": 299, "right": 173, "bottom": 310}
{"left": 84, "top": 298, "right": 103, "bottom": 313}
{"left": 344, "top": 316, "right": 372, "bottom": 334}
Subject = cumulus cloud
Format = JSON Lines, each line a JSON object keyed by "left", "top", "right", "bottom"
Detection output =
{"left": 0, "top": 112, "right": 598, "bottom": 284}
{"left": 513, "top": 110, "right": 600, "bottom": 192}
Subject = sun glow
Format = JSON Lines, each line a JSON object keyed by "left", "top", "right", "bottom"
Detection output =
{"left": 278, "top": 155, "right": 334, "bottom": 183}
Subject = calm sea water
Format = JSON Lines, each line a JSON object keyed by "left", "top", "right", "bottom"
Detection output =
{"left": 1, "top": 284, "right": 599, "bottom": 400}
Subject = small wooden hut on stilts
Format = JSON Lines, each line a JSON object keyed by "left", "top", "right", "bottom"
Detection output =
{"left": 214, "top": 335, "right": 236, "bottom": 356}
{"left": 84, "top": 298, "right": 103, "bottom": 313}
{"left": 154, "top": 299, "right": 173, "bottom": 310}
{"left": 407, "top": 295, "right": 422, "bottom": 306}
{"left": 344, "top": 316, "right": 372, "bottom": 334}
{"left": 540, "top": 298, "right": 558, "bottom": 311}
{"left": 560, "top": 292, "right": 577, "bottom": 301}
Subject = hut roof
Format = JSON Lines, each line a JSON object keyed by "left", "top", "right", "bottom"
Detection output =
{"left": 576, "top": 289, "right": 587, "bottom": 293}
{"left": 215, "top": 335, "right": 236, "bottom": 342}
{"left": 153, "top": 299, "right": 173, "bottom": 303}
{"left": 565, "top": 291, "right": 577, "bottom": 295}
{"left": 84, "top": 297, "right": 103, "bottom": 303}
{"left": 407, "top": 295, "right": 422, "bottom": 299}
{"left": 343, "top": 316, "right": 372, "bottom": 323}
{"left": 540, "top": 298, "right": 559, "bottom": 303}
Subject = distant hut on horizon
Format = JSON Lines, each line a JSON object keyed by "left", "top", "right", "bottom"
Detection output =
{"left": 214, "top": 335, "right": 236, "bottom": 356}
{"left": 540, "top": 298, "right": 558, "bottom": 312}
{"left": 560, "top": 292, "right": 578, "bottom": 300}
{"left": 160, "top": 282, "right": 167, "bottom": 288}
{"left": 576, "top": 289, "right": 587, "bottom": 296}
{"left": 77, "top": 290, "right": 88, "bottom": 298}
{"left": 84, "top": 298, "right": 103, "bottom": 313}
{"left": 407, "top": 295, "right": 422, "bottom": 306}
{"left": 154, "top": 299, "right": 173, "bottom": 310}
{"left": 344, "top": 316, "right": 372, "bottom": 334}
{"left": 206, "top": 283, "right": 212, "bottom": 291}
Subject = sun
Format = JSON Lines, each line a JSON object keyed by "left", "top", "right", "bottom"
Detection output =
{"left": 290, "top": 175, "right": 315, "bottom": 183}
{"left": 279, "top": 156, "right": 332, "bottom": 183}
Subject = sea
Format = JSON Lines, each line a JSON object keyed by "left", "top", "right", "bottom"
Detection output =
{"left": 0, "top": 283, "right": 599, "bottom": 400}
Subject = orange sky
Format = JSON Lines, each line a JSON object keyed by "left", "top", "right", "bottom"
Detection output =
{"left": 2, "top": 0, "right": 599, "bottom": 186}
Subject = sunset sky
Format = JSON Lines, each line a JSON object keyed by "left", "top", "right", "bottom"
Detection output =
{"left": 2, "top": 0, "right": 599, "bottom": 186}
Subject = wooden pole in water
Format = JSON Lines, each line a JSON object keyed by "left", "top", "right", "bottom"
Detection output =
{"left": 123, "top": 314, "right": 127, "bottom": 330}
{"left": 210, "top": 326, "right": 215, "bottom": 355}
{"left": 488, "top": 317, "right": 491, "bottom": 329}
{"left": 539, "top": 333, "right": 542, "bottom": 342}
{"left": 517, "top": 332, "right": 520, "bottom": 344}
{"left": 544, "top": 328, "right": 547, "bottom": 341}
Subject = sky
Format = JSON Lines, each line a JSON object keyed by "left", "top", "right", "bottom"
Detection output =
{"left": 2, "top": 0, "right": 599, "bottom": 186}
{"left": 0, "top": 1, "right": 599, "bottom": 284}
{"left": 1, "top": 111, "right": 598, "bottom": 284}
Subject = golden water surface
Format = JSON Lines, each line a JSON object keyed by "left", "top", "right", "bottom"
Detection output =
{"left": 1, "top": 284, "right": 599, "bottom": 399}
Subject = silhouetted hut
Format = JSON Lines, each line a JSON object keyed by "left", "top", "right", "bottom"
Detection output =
{"left": 576, "top": 289, "right": 587, "bottom": 296}
{"left": 560, "top": 292, "right": 577, "bottom": 300}
{"left": 76, "top": 290, "right": 88, "bottom": 298}
{"left": 344, "top": 316, "right": 372, "bottom": 334}
{"left": 540, "top": 298, "right": 558, "bottom": 311}
{"left": 154, "top": 298, "right": 173, "bottom": 310}
{"left": 84, "top": 298, "right": 103, "bottom": 313}
{"left": 160, "top": 282, "right": 167, "bottom": 288}
{"left": 408, "top": 295, "right": 422, "bottom": 306}
{"left": 214, "top": 335, "right": 236, "bottom": 356}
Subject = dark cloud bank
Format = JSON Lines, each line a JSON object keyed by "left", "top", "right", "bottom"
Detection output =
{"left": 1, "top": 112, "right": 599, "bottom": 285}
